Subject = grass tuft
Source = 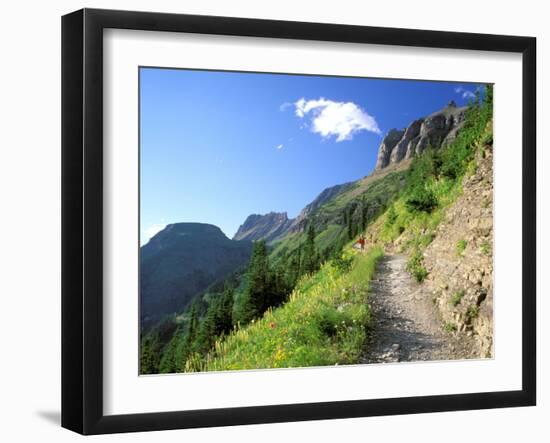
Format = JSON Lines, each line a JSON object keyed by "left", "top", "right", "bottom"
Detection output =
{"left": 450, "top": 290, "right": 465, "bottom": 307}
{"left": 456, "top": 239, "right": 467, "bottom": 256}
{"left": 443, "top": 322, "right": 457, "bottom": 333}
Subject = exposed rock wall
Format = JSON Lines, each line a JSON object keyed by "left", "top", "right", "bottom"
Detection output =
{"left": 375, "top": 128, "right": 405, "bottom": 170}
{"left": 390, "top": 119, "right": 423, "bottom": 164}
{"left": 421, "top": 143, "right": 493, "bottom": 357}
{"left": 375, "top": 101, "right": 467, "bottom": 171}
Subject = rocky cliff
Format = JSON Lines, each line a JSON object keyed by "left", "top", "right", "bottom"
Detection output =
{"left": 375, "top": 101, "right": 467, "bottom": 170}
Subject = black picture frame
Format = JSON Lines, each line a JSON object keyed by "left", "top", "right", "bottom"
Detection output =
{"left": 61, "top": 8, "right": 536, "bottom": 435}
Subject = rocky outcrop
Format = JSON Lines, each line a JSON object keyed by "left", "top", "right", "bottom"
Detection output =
{"left": 375, "top": 101, "right": 467, "bottom": 171}
{"left": 233, "top": 212, "right": 293, "bottom": 243}
{"left": 375, "top": 129, "right": 405, "bottom": 170}
{"left": 420, "top": 143, "right": 493, "bottom": 357}
{"left": 390, "top": 119, "right": 423, "bottom": 164}
{"left": 415, "top": 101, "right": 467, "bottom": 154}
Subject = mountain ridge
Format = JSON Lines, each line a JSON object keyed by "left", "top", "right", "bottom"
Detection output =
{"left": 233, "top": 212, "right": 293, "bottom": 243}
{"left": 232, "top": 182, "right": 354, "bottom": 243}
{"left": 140, "top": 222, "right": 252, "bottom": 330}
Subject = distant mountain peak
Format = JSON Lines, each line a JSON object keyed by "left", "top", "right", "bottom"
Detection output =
{"left": 233, "top": 212, "right": 292, "bottom": 243}
{"left": 140, "top": 222, "right": 252, "bottom": 330}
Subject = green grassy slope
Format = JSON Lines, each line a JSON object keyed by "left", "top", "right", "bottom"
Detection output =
{"left": 191, "top": 246, "right": 383, "bottom": 371}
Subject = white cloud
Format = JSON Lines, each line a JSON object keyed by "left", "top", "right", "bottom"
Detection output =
{"left": 293, "top": 97, "right": 381, "bottom": 142}
{"left": 276, "top": 144, "right": 284, "bottom": 150}
{"left": 455, "top": 86, "right": 476, "bottom": 100}
{"left": 142, "top": 223, "right": 166, "bottom": 245}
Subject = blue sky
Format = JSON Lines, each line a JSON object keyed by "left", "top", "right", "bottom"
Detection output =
{"left": 140, "top": 67, "right": 482, "bottom": 244}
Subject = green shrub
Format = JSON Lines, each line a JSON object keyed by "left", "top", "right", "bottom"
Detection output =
{"left": 480, "top": 240, "right": 491, "bottom": 255}
{"left": 317, "top": 305, "right": 342, "bottom": 337}
{"left": 407, "top": 250, "right": 428, "bottom": 282}
{"left": 405, "top": 185, "right": 438, "bottom": 213}
{"left": 331, "top": 254, "right": 354, "bottom": 273}
{"left": 385, "top": 204, "right": 398, "bottom": 227}
{"left": 439, "top": 146, "right": 470, "bottom": 179}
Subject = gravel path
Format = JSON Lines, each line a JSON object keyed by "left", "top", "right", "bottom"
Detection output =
{"left": 361, "top": 255, "right": 474, "bottom": 364}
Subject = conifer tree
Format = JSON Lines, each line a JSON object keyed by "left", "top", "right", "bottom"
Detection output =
{"left": 285, "top": 246, "right": 302, "bottom": 288}
{"left": 158, "top": 331, "right": 179, "bottom": 373}
{"left": 196, "top": 302, "right": 217, "bottom": 355}
{"left": 242, "top": 240, "right": 270, "bottom": 322}
{"left": 194, "top": 287, "right": 234, "bottom": 356}
{"left": 361, "top": 196, "right": 369, "bottom": 232}
{"left": 183, "top": 302, "right": 199, "bottom": 356}
{"left": 140, "top": 333, "right": 161, "bottom": 374}
{"left": 347, "top": 205, "right": 356, "bottom": 240}
{"left": 302, "top": 223, "right": 318, "bottom": 274}
{"left": 217, "top": 286, "right": 234, "bottom": 335}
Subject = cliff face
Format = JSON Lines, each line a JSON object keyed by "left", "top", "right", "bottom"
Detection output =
{"left": 374, "top": 128, "right": 405, "bottom": 170}
{"left": 375, "top": 101, "right": 467, "bottom": 171}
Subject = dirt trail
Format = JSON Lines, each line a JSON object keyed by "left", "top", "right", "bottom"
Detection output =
{"left": 361, "top": 255, "right": 474, "bottom": 364}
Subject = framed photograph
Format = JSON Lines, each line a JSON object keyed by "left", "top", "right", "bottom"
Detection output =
{"left": 61, "top": 8, "right": 536, "bottom": 435}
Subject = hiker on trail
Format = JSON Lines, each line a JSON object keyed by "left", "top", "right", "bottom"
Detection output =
{"left": 358, "top": 234, "right": 366, "bottom": 252}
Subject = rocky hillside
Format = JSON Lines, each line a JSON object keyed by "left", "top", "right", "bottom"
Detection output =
{"left": 421, "top": 142, "right": 493, "bottom": 357}
{"left": 364, "top": 101, "right": 493, "bottom": 360}
{"left": 233, "top": 212, "right": 293, "bottom": 243}
{"left": 140, "top": 223, "right": 252, "bottom": 329}
{"left": 233, "top": 182, "right": 354, "bottom": 243}
{"left": 286, "top": 182, "right": 354, "bottom": 233}
{"left": 375, "top": 101, "right": 467, "bottom": 170}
